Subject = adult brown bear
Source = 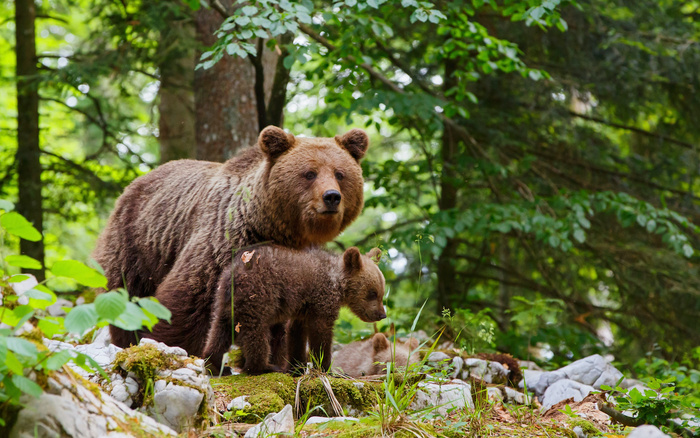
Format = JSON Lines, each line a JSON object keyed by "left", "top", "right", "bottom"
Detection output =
{"left": 94, "top": 126, "right": 369, "bottom": 347}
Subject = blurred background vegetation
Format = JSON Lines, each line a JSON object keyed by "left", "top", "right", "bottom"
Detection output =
{"left": 2, "top": 0, "right": 700, "bottom": 374}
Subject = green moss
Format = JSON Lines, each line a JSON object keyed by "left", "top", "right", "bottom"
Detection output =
{"left": 569, "top": 418, "right": 600, "bottom": 435}
{"left": 304, "top": 416, "right": 381, "bottom": 438}
{"left": 299, "top": 377, "right": 380, "bottom": 416}
{"left": 212, "top": 373, "right": 295, "bottom": 423}
{"left": 113, "top": 343, "right": 183, "bottom": 383}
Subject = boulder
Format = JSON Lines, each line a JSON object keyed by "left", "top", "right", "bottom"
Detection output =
{"left": 626, "top": 425, "right": 671, "bottom": 438}
{"left": 541, "top": 379, "right": 594, "bottom": 411}
{"left": 411, "top": 379, "right": 473, "bottom": 416}
{"left": 244, "top": 404, "right": 295, "bottom": 438}
{"left": 532, "top": 354, "right": 622, "bottom": 398}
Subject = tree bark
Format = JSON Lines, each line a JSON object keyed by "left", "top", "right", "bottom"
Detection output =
{"left": 15, "top": 0, "right": 44, "bottom": 281}
{"left": 194, "top": 3, "right": 259, "bottom": 162}
{"left": 436, "top": 57, "right": 459, "bottom": 315}
{"left": 158, "top": 18, "right": 196, "bottom": 163}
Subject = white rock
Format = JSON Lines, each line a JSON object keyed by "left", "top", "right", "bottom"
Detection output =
{"left": 519, "top": 360, "right": 543, "bottom": 371}
{"left": 573, "top": 426, "right": 586, "bottom": 438}
{"left": 227, "top": 396, "right": 251, "bottom": 411}
{"left": 504, "top": 387, "right": 528, "bottom": 404}
{"left": 110, "top": 381, "right": 131, "bottom": 405}
{"left": 352, "top": 382, "right": 365, "bottom": 390}
{"left": 150, "top": 381, "right": 205, "bottom": 432}
{"left": 411, "top": 379, "right": 473, "bottom": 416}
{"left": 305, "top": 416, "right": 359, "bottom": 425}
{"left": 11, "top": 274, "right": 38, "bottom": 295}
{"left": 626, "top": 425, "right": 671, "bottom": 438}
{"left": 139, "top": 338, "right": 188, "bottom": 357}
{"left": 451, "top": 356, "right": 464, "bottom": 379}
{"left": 519, "top": 369, "right": 544, "bottom": 392}
{"left": 541, "top": 379, "right": 595, "bottom": 411}
{"left": 462, "top": 359, "right": 509, "bottom": 384}
{"left": 10, "top": 372, "right": 176, "bottom": 438}
{"left": 46, "top": 298, "right": 73, "bottom": 317}
{"left": 244, "top": 404, "right": 295, "bottom": 438}
{"left": 532, "top": 354, "right": 623, "bottom": 397}
{"left": 487, "top": 387, "right": 503, "bottom": 402}
{"left": 124, "top": 377, "right": 139, "bottom": 395}
{"left": 427, "top": 352, "right": 451, "bottom": 363}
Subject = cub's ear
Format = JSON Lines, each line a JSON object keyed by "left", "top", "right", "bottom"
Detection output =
{"left": 367, "top": 248, "right": 382, "bottom": 264}
{"left": 259, "top": 126, "right": 295, "bottom": 159}
{"left": 372, "top": 333, "right": 391, "bottom": 353}
{"left": 335, "top": 129, "right": 369, "bottom": 161}
{"left": 343, "top": 247, "right": 363, "bottom": 273}
{"left": 407, "top": 337, "right": 420, "bottom": 350}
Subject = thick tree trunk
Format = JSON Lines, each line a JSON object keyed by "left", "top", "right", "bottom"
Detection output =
{"left": 158, "top": 18, "right": 196, "bottom": 163}
{"left": 15, "top": 0, "right": 44, "bottom": 281}
{"left": 194, "top": 2, "right": 290, "bottom": 162}
{"left": 436, "top": 58, "right": 459, "bottom": 315}
{"left": 194, "top": 3, "right": 259, "bottom": 162}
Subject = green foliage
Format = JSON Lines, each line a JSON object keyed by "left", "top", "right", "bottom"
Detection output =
{"left": 0, "top": 208, "right": 170, "bottom": 426}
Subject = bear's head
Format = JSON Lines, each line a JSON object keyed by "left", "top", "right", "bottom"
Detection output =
{"left": 370, "top": 333, "right": 421, "bottom": 375}
{"left": 341, "top": 247, "right": 386, "bottom": 323}
{"left": 259, "top": 126, "right": 369, "bottom": 246}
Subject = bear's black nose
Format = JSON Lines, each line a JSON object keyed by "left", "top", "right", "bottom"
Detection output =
{"left": 323, "top": 190, "right": 341, "bottom": 208}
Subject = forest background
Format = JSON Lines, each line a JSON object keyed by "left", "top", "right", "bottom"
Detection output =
{"left": 2, "top": 0, "right": 700, "bottom": 383}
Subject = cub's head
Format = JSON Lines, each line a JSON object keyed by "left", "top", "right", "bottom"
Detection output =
{"left": 259, "top": 126, "right": 368, "bottom": 247}
{"left": 341, "top": 247, "right": 386, "bottom": 323}
{"left": 370, "top": 333, "right": 421, "bottom": 374}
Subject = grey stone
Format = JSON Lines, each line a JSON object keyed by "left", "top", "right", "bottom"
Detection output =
{"left": 519, "top": 360, "right": 543, "bottom": 371}
{"left": 451, "top": 356, "right": 464, "bottom": 379}
{"left": 427, "top": 352, "right": 451, "bottom": 363}
{"left": 124, "top": 377, "right": 139, "bottom": 395}
{"left": 245, "top": 404, "right": 295, "bottom": 438}
{"left": 462, "top": 358, "right": 509, "bottom": 384}
{"left": 150, "top": 380, "right": 205, "bottom": 432}
{"left": 10, "top": 372, "right": 175, "bottom": 438}
{"left": 487, "top": 387, "right": 503, "bottom": 402}
{"left": 573, "top": 426, "right": 586, "bottom": 438}
{"left": 46, "top": 298, "right": 73, "bottom": 317}
{"left": 411, "top": 379, "right": 473, "bottom": 416}
{"left": 541, "top": 378, "right": 595, "bottom": 411}
{"left": 532, "top": 354, "right": 623, "bottom": 398}
{"left": 228, "top": 395, "right": 251, "bottom": 411}
{"left": 305, "top": 416, "right": 358, "bottom": 425}
{"left": 504, "top": 387, "right": 528, "bottom": 404}
{"left": 110, "top": 381, "right": 132, "bottom": 406}
{"left": 626, "top": 425, "right": 671, "bottom": 438}
{"left": 139, "top": 338, "right": 188, "bottom": 357}
{"left": 519, "top": 369, "right": 544, "bottom": 392}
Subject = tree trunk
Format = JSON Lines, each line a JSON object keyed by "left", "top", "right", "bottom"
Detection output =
{"left": 194, "top": 3, "right": 259, "bottom": 162}
{"left": 436, "top": 58, "right": 459, "bottom": 315}
{"left": 194, "top": 2, "right": 290, "bottom": 162}
{"left": 158, "top": 18, "right": 196, "bottom": 163}
{"left": 15, "top": 0, "right": 44, "bottom": 281}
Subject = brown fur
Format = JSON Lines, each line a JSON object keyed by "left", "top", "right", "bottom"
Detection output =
{"left": 144, "top": 246, "right": 386, "bottom": 375}
{"left": 332, "top": 333, "right": 420, "bottom": 377}
{"left": 93, "top": 127, "right": 369, "bottom": 348}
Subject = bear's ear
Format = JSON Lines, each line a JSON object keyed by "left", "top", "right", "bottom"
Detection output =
{"left": 407, "top": 337, "right": 419, "bottom": 350}
{"left": 372, "top": 333, "right": 391, "bottom": 353}
{"left": 259, "top": 126, "right": 295, "bottom": 159}
{"left": 367, "top": 248, "right": 382, "bottom": 264}
{"left": 343, "top": 247, "right": 363, "bottom": 273}
{"left": 335, "top": 129, "right": 369, "bottom": 161}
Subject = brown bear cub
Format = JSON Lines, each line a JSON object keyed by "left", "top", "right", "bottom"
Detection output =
{"left": 94, "top": 126, "right": 369, "bottom": 348}
{"left": 332, "top": 333, "right": 420, "bottom": 377}
{"left": 147, "top": 245, "right": 386, "bottom": 374}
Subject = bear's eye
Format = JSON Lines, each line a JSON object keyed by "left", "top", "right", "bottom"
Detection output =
{"left": 335, "top": 171, "right": 344, "bottom": 181}
{"left": 366, "top": 290, "right": 378, "bottom": 301}
{"left": 304, "top": 171, "right": 317, "bottom": 181}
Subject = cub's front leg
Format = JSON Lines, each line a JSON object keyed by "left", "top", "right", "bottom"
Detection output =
{"left": 306, "top": 319, "right": 335, "bottom": 372}
{"left": 287, "top": 319, "right": 308, "bottom": 375}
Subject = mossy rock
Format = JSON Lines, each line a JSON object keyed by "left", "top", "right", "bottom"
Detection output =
{"left": 303, "top": 416, "right": 382, "bottom": 438}
{"left": 212, "top": 373, "right": 382, "bottom": 423}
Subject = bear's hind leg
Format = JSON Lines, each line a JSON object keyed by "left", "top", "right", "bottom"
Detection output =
{"left": 269, "top": 322, "right": 289, "bottom": 371}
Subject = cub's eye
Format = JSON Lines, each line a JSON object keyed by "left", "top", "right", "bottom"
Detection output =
{"left": 335, "top": 171, "right": 344, "bottom": 181}
{"left": 304, "top": 171, "right": 317, "bottom": 181}
{"left": 366, "top": 290, "right": 378, "bottom": 300}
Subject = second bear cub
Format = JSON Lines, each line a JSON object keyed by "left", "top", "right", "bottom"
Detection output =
{"left": 203, "top": 246, "right": 386, "bottom": 374}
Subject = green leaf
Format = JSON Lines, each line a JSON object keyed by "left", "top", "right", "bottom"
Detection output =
{"left": 64, "top": 304, "right": 98, "bottom": 335}
{"left": 573, "top": 229, "right": 586, "bottom": 243}
{"left": 44, "top": 349, "right": 74, "bottom": 371}
{"left": 113, "top": 302, "right": 149, "bottom": 331}
{"left": 682, "top": 244, "right": 694, "bottom": 258}
{"left": 5, "top": 255, "right": 42, "bottom": 270}
{"left": 8, "top": 274, "right": 30, "bottom": 283}
{"left": 0, "top": 199, "right": 15, "bottom": 211}
{"left": 241, "top": 5, "right": 257, "bottom": 15}
{"left": 4, "top": 351, "right": 25, "bottom": 375}
{"left": 0, "top": 212, "right": 42, "bottom": 241}
{"left": 50, "top": 260, "right": 107, "bottom": 288}
{"left": 6, "top": 337, "right": 38, "bottom": 358}
{"left": 646, "top": 219, "right": 656, "bottom": 232}
{"left": 12, "top": 374, "right": 43, "bottom": 398}
{"left": 37, "top": 316, "right": 65, "bottom": 338}
{"left": 94, "top": 291, "right": 127, "bottom": 321}
{"left": 138, "top": 297, "right": 172, "bottom": 322}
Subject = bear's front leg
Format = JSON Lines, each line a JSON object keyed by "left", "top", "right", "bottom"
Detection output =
{"left": 287, "top": 319, "right": 308, "bottom": 375}
{"left": 307, "top": 320, "right": 334, "bottom": 372}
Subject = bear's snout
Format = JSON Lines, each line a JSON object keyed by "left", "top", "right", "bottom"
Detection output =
{"left": 323, "top": 190, "right": 342, "bottom": 210}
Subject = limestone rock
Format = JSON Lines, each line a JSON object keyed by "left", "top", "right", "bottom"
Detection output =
{"left": 532, "top": 354, "right": 622, "bottom": 398}
{"left": 427, "top": 352, "right": 451, "bottom": 363}
{"left": 10, "top": 371, "right": 175, "bottom": 438}
{"left": 228, "top": 395, "right": 252, "bottom": 411}
{"left": 626, "top": 425, "right": 671, "bottom": 438}
{"left": 244, "top": 404, "right": 295, "bottom": 438}
{"left": 541, "top": 378, "right": 594, "bottom": 411}
{"left": 149, "top": 380, "right": 205, "bottom": 432}
{"left": 305, "top": 416, "right": 359, "bottom": 425}
{"left": 411, "top": 379, "right": 473, "bottom": 416}
{"left": 462, "top": 358, "right": 509, "bottom": 384}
